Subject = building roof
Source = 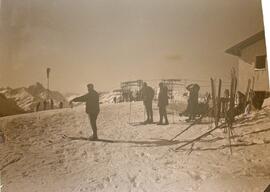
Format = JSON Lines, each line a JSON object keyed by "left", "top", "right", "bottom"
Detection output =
{"left": 225, "top": 30, "right": 265, "bottom": 56}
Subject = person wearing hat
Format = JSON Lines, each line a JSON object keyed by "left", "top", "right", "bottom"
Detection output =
{"left": 70, "top": 83, "right": 100, "bottom": 140}
{"left": 185, "top": 83, "right": 200, "bottom": 122}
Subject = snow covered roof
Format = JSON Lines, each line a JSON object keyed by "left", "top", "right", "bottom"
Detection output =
{"left": 225, "top": 30, "right": 265, "bottom": 56}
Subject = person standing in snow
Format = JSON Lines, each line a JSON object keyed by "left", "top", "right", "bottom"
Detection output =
{"left": 157, "top": 82, "right": 169, "bottom": 125}
{"left": 35, "top": 102, "right": 41, "bottom": 112}
{"left": 50, "top": 99, "right": 54, "bottom": 109}
{"left": 70, "top": 83, "right": 100, "bottom": 140}
{"left": 43, "top": 100, "right": 47, "bottom": 110}
{"left": 59, "top": 101, "right": 64, "bottom": 109}
{"left": 185, "top": 83, "right": 200, "bottom": 122}
{"left": 141, "top": 82, "right": 155, "bottom": 124}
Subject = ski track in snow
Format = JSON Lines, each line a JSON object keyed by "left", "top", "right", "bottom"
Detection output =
{"left": 0, "top": 102, "right": 270, "bottom": 192}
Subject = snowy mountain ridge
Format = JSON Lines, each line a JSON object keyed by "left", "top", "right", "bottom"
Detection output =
{"left": 0, "top": 82, "right": 68, "bottom": 113}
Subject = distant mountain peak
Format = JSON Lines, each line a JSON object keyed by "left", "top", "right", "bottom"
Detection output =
{"left": 1, "top": 83, "right": 68, "bottom": 114}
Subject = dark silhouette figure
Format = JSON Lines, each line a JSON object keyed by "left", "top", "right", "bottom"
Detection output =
{"left": 186, "top": 84, "right": 200, "bottom": 122}
{"left": 157, "top": 82, "right": 169, "bottom": 125}
{"left": 43, "top": 100, "right": 47, "bottom": 110}
{"left": 70, "top": 84, "right": 100, "bottom": 140}
{"left": 141, "top": 82, "right": 155, "bottom": 124}
{"left": 135, "top": 91, "right": 140, "bottom": 101}
{"left": 50, "top": 99, "right": 54, "bottom": 109}
{"left": 235, "top": 91, "right": 246, "bottom": 115}
{"left": 59, "top": 101, "right": 64, "bottom": 109}
{"left": 252, "top": 91, "right": 266, "bottom": 110}
{"left": 35, "top": 102, "right": 41, "bottom": 112}
{"left": 122, "top": 91, "right": 128, "bottom": 102}
{"left": 129, "top": 91, "right": 133, "bottom": 102}
{"left": 221, "top": 89, "right": 230, "bottom": 117}
{"left": 113, "top": 97, "right": 117, "bottom": 103}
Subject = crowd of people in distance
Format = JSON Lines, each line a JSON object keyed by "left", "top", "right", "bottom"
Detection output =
{"left": 35, "top": 99, "right": 64, "bottom": 112}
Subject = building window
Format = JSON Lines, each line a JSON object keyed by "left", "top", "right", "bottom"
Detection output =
{"left": 255, "top": 55, "right": 266, "bottom": 69}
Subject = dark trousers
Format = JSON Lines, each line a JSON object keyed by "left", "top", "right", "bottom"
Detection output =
{"left": 88, "top": 113, "right": 98, "bottom": 138}
{"left": 159, "top": 106, "right": 168, "bottom": 123}
{"left": 144, "top": 101, "right": 153, "bottom": 122}
{"left": 187, "top": 98, "right": 198, "bottom": 120}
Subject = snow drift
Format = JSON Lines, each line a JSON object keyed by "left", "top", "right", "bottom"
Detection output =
{"left": 0, "top": 102, "right": 269, "bottom": 192}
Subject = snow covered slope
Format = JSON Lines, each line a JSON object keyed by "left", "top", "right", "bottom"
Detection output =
{"left": 0, "top": 102, "right": 269, "bottom": 192}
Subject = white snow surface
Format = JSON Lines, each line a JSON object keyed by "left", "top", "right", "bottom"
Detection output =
{"left": 100, "top": 92, "right": 122, "bottom": 104}
{"left": 0, "top": 102, "right": 269, "bottom": 192}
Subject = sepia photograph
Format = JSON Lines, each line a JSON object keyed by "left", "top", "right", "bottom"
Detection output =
{"left": 0, "top": 0, "right": 269, "bottom": 191}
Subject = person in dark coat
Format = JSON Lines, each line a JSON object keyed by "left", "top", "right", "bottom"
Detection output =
{"left": 43, "top": 100, "right": 47, "bottom": 110}
{"left": 59, "top": 101, "right": 64, "bottom": 109}
{"left": 186, "top": 84, "right": 200, "bottom": 122}
{"left": 50, "top": 99, "right": 54, "bottom": 109}
{"left": 220, "top": 89, "right": 230, "bottom": 117}
{"left": 70, "top": 83, "right": 100, "bottom": 140}
{"left": 141, "top": 82, "right": 155, "bottom": 124}
{"left": 36, "top": 102, "right": 41, "bottom": 112}
{"left": 157, "top": 82, "right": 169, "bottom": 125}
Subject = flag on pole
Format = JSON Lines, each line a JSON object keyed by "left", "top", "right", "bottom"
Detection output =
{"left": 47, "top": 68, "right": 51, "bottom": 79}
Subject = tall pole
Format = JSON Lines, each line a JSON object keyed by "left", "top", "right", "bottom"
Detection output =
{"left": 46, "top": 68, "right": 51, "bottom": 100}
{"left": 47, "top": 76, "right": 49, "bottom": 90}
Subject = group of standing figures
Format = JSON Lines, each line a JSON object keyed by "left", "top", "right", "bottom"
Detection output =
{"left": 70, "top": 82, "right": 172, "bottom": 140}
{"left": 36, "top": 99, "right": 64, "bottom": 112}
{"left": 141, "top": 82, "right": 169, "bottom": 125}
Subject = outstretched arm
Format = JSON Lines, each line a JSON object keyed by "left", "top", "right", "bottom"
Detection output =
{"left": 70, "top": 94, "right": 88, "bottom": 103}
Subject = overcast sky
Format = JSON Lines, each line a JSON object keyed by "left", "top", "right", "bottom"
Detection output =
{"left": 0, "top": 0, "right": 265, "bottom": 94}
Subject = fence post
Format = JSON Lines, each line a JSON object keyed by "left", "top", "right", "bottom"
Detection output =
{"left": 216, "top": 79, "right": 222, "bottom": 124}
{"left": 211, "top": 78, "right": 217, "bottom": 126}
